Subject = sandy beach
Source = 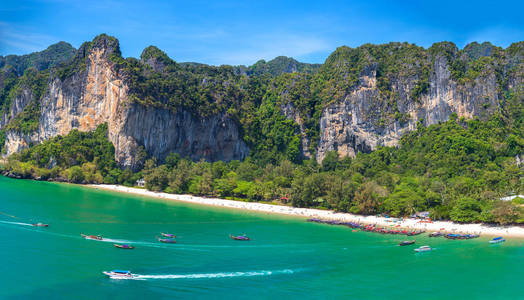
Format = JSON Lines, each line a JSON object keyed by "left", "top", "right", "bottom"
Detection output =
{"left": 87, "top": 184, "right": 524, "bottom": 238}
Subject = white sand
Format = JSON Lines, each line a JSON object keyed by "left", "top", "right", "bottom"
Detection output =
{"left": 87, "top": 184, "right": 524, "bottom": 238}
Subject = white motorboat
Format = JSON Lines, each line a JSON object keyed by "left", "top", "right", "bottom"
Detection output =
{"left": 103, "top": 270, "right": 136, "bottom": 279}
{"left": 414, "top": 246, "right": 432, "bottom": 252}
{"left": 489, "top": 237, "right": 505, "bottom": 244}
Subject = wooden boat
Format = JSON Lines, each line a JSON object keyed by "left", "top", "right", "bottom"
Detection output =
{"left": 429, "top": 232, "right": 442, "bottom": 237}
{"left": 489, "top": 237, "right": 505, "bottom": 244}
{"left": 230, "top": 234, "right": 250, "bottom": 241}
{"left": 157, "top": 237, "right": 176, "bottom": 243}
{"left": 161, "top": 233, "right": 176, "bottom": 238}
{"left": 114, "top": 244, "right": 134, "bottom": 249}
{"left": 445, "top": 233, "right": 479, "bottom": 240}
{"left": 407, "top": 230, "right": 425, "bottom": 236}
{"left": 81, "top": 233, "right": 103, "bottom": 240}
{"left": 399, "top": 240, "right": 415, "bottom": 246}
{"left": 414, "top": 246, "right": 432, "bottom": 252}
{"left": 32, "top": 223, "right": 49, "bottom": 227}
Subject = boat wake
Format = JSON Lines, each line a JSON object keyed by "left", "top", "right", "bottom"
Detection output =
{"left": 99, "top": 238, "right": 134, "bottom": 244}
{"left": 0, "top": 220, "right": 34, "bottom": 226}
{"left": 130, "top": 269, "right": 295, "bottom": 280}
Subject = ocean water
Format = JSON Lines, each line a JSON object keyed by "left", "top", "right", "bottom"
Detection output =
{"left": 1, "top": 175, "right": 523, "bottom": 299}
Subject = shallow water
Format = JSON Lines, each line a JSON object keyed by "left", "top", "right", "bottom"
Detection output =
{"left": 1, "top": 176, "right": 523, "bottom": 299}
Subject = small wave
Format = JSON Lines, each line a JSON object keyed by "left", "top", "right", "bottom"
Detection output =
{"left": 80, "top": 236, "right": 134, "bottom": 244}
{"left": 134, "top": 269, "right": 295, "bottom": 280}
{"left": 0, "top": 220, "right": 33, "bottom": 226}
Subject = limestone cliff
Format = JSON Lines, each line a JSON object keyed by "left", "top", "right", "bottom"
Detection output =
{"left": 1, "top": 35, "right": 248, "bottom": 169}
{"left": 309, "top": 43, "right": 522, "bottom": 161}
{"left": 1, "top": 36, "right": 522, "bottom": 166}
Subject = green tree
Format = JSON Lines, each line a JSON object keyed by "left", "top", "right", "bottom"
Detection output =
{"left": 450, "top": 198, "right": 482, "bottom": 223}
{"left": 492, "top": 201, "right": 520, "bottom": 225}
{"left": 321, "top": 151, "right": 339, "bottom": 172}
{"left": 67, "top": 166, "right": 85, "bottom": 183}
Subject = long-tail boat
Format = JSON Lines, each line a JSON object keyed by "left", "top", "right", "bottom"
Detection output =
{"left": 230, "top": 234, "right": 250, "bottom": 241}
{"left": 161, "top": 233, "right": 176, "bottom": 238}
{"left": 157, "top": 237, "right": 176, "bottom": 243}
{"left": 81, "top": 233, "right": 103, "bottom": 240}
{"left": 114, "top": 244, "right": 134, "bottom": 249}
{"left": 399, "top": 240, "right": 416, "bottom": 246}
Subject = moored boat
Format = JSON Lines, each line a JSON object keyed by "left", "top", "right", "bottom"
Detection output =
{"left": 429, "top": 232, "right": 441, "bottom": 237}
{"left": 489, "top": 237, "right": 505, "bottom": 244}
{"left": 161, "top": 233, "right": 176, "bottom": 238}
{"left": 81, "top": 233, "right": 103, "bottom": 240}
{"left": 157, "top": 237, "right": 176, "bottom": 243}
{"left": 407, "top": 230, "right": 425, "bottom": 236}
{"left": 399, "top": 240, "right": 415, "bottom": 246}
{"left": 230, "top": 234, "right": 250, "bottom": 241}
{"left": 32, "top": 223, "right": 49, "bottom": 227}
{"left": 114, "top": 244, "right": 134, "bottom": 249}
{"left": 445, "top": 233, "right": 480, "bottom": 240}
{"left": 414, "top": 246, "right": 432, "bottom": 252}
{"left": 103, "top": 270, "right": 136, "bottom": 279}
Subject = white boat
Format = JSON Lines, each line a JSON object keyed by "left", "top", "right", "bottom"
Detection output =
{"left": 489, "top": 237, "right": 505, "bottom": 244}
{"left": 103, "top": 270, "right": 136, "bottom": 279}
{"left": 414, "top": 246, "right": 432, "bottom": 252}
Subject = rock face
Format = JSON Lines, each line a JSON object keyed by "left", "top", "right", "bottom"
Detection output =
{"left": 314, "top": 53, "right": 513, "bottom": 162}
{"left": 2, "top": 35, "right": 248, "bottom": 169}
{"left": 0, "top": 87, "right": 33, "bottom": 128}
{"left": 116, "top": 105, "right": 249, "bottom": 168}
{"left": 1, "top": 36, "right": 521, "bottom": 166}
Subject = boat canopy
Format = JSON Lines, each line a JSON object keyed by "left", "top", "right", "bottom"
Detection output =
{"left": 113, "top": 270, "right": 131, "bottom": 274}
{"left": 493, "top": 237, "right": 503, "bottom": 240}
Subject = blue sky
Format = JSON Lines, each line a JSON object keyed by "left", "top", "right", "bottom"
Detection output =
{"left": 1, "top": 0, "right": 523, "bottom": 65}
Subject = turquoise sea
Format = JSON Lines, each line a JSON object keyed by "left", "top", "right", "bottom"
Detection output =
{"left": 1, "top": 175, "right": 523, "bottom": 299}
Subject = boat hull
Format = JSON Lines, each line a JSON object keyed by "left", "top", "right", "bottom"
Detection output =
{"left": 114, "top": 244, "right": 134, "bottom": 249}
{"left": 161, "top": 233, "right": 176, "bottom": 238}
{"left": 158, "top": 238, "right": 176, "bottom": 243}
{"left": 414, "top": 246, "right": 432, "bottom": 252}
{"left": 230, "top": 234, "right": 250, "bottom": 241}
{"left": 103, "top": 271, "right": 135, "bottom": 279}
{"left": 489, "top": 240, "right": 505, "bottom": 244}
{"left": 81, "top": 234, "right": 103, "bottom": 240}
{"left": 399, "top": 241, "right": 415, "bottom": 246}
